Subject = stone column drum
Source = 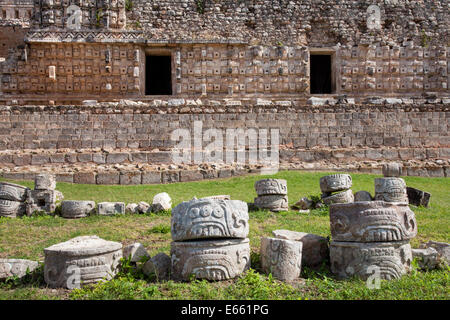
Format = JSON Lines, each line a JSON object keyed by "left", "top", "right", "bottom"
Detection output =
{"left": 0, "top": 182, "right": 29, "bottom": 218}
{"left": 170, "top": 238, "right": 250, "bottom": 281}
{"left": 319, "top": 174, "right": 353, "bottom": 205}
{"left": 330, "top": 201, "right": 417, "bottom": 242}
{"left": 44, "top": 236, "right": 123, "bottom": 289}
{"left": 61, "top": 200, "right": 96, "bottom": 219}
{"left": 254, "top": 179, "right": 288, "bottom": 212}
{"left": 374, "top": 177, "right": 408, "bottom": 203}
{"left": 260, "top": 237, "right": 302, "bottom": 281}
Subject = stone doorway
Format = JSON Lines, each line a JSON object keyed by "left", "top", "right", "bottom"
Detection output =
{"left": 145, "top": 55, "right": 172, "bottom": 95}
{"left": 309, "top": 52, "right": 334, "bottom": 94}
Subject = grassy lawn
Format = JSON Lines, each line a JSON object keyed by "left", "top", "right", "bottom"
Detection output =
{"left": 0, "top": 171, "right": 448, "bottom": 300}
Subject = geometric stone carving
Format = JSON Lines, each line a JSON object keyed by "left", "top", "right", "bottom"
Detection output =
{"left": 272, "top": 229, "right": 329, "bottom": 268}
{"left": 354, "top": 190, "right": 373, "bottom": 202}
{"left": 61, "top": 200, "right": 96, "bottom": 219}
{"left": 0, "top": 199, "right": 26, "bottom": 218}
{"left": 170, "top": 238, "right": 250, "bottom": 281}
{"left": 34, "top": 173, "right": 56, "bottom": 190}
{"left": 374, "top": 177, "right": 408, "bottom": 203}
{"left": 254, "top": 179, "right": 287, "bottom": 196}
{"left": 329, "top": 201, "right": 417, "bottom": 242}
{"left": 254, "top": 194, "right": 289, "bottom": 212}
{"left": 382, "top": 163, "right": 403, "bottom": 177}
{"left": 97, "top": 202, "right": 125, "bottom": 215}
{"left": 260, "top": 237, "right": 302, "bottom": 281}
{"left": 122, "top": 243, "right": 150, "bottom": 263}
{"left": 329, "top": 240, "right": 412, "bottom": 280}
{"left": 0, "top": 182, "right": 29, "bottom": 202}
{"left": 321, "top": 189, "right": 354, "bottom": 206}
{"left": 0, "top": 259, "right": 39, "bottom": 279}
{"left": 44, "top": 235, "right": 123, "bottom": 289}
{"left": 319, "top": 174, "right": 352, "bottom": 193}
{"left": 171, "top": 198, "right": 249, "bottom": 241}
{"left": 406, "top": 187, "right": 431, "bottom": 207}
{"left": 152, "top": 192, "right": 172, "bottom": 212}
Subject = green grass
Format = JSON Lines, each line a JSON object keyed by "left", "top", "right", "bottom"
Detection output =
{"left": 0, "top": 171, "right": 449, "bottom": 300}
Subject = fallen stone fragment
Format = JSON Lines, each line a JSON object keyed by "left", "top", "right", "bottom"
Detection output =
{"left": 319, "top": 174, "right": 352, "bottom": 193}
{"left": 272, "top": 230, "right": 329, "bottom": 268}
{"left": 292, "top": 197, "right": 313, "bottom": 210}
{"left": 329, "top": 201, "right": 417, "bottom": 242}
{"left": 330, "top": 240, "right": 412, "bottom": 280}
{"left": 0, "top": 259, "right": 39, "bottom": 279}
{"left": 125, "top": 203, "right": 139, "bottom": 214}
{"left": 44, "top": 235, "right": 122, "bottom": 289}
{"left": 374, "top": 177, "right": 408, "bottom": 203}
{"left": 382, "top": 163, "right": 403, "bottom": 177}
{"left": 254, "top": 194, "right": 289, "bottom": 212}
{"left": 0, "top": 199, "right": 26, "bottom": 218}
{"left": 137, "top": 201, "right": 151, "bottom": 214}
{"left": 406, "top": 187, "right": 431, "bottom": 207}
{"left": 123, "top": 243, "right": 150, "bottom": 263}
{"left": 419, "top": 241, "right": 450, "bottom": 265}
{"left": 26, "top": 189, "right": 58, "bottom": 215}
{"left": 170, "top": 238, "right": 250, "bottom": 281}
{"left": 321, "top": 189, "right": 354, "bottom": 206}
{"left": 354, "top": 190, "right": 373, "bottom": 202}
{"left": 152, "top": 192, "right": 172, "bottom": 212}
{"left": 0, "top": 182, "right": 29, "bottom": 203}
{"left": 97, "top": 202, "right": 125, "bottom": 215}
{"left": 171, "top": 198, "right": 249, "bottom": 241}
{"left": 200, "top": 195, "right": 231, "bottom": 200}
{"left": 143, "top": 252, "right": 171, "bottom": 280}
{"left": 254, "top": 179, "right": 287, "bottom": 196}
{"left": 61, "top": 200, "right": 96, "bottom": 219}
{"left": 260, "top": 237, "right": 302, "bottom": 282}
{"left": 34, "top": 174, "right": 56, "bottom": 190}
{"left": 412, "top": 247, "right": 439, "bottom": 270}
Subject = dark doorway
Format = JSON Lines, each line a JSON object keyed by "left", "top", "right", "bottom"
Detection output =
{"left": 145, "top": 55, "right": 172, "bottom": 95}
{"left": 310, "top": 54, "right": 332, "bottom": 94}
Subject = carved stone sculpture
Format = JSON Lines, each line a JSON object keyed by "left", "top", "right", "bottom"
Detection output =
{"left": 0, "top": 182, "right": 28, "bottom": 202}
{"left": 26, "top": 189, "right": 58, "bottom": 216}
{"left": 97, "top": 202, "right": 125, "bottom": 215}
{"left": 329, "top": 240, "right": 412, "bottom": 280}
{"left": 170, "top": 238, "right": 250, "bottom": 281}
{"left": 382, "top": 163, "right": 403, "bottom": 177}
{"left": 374, "top": 177, "right": 408, "bottom": 203}
{"left": 171, "top": 198, "right": 249, "bottom": 241}
{"left": 330, "top": 201, "right": 417, "bottom": 242}
{"left": 44, "top": 235, "right": 123, "bottom": 289}
{"left": 254, "top": 179, "right": 287, "bottom": 196}
{"left": 321, "top": 189, "right": 354, "bottom": 206}
{"left": 0, "top": 199, "right": 26, "bottom": 218}
{"left": 34, "top": 174, "right": 56, "bottom": 190}
{"left": 0, "top": 259, "right": 39, "bottom": 279}
{"left": 260, "top": 237, "right": 302, "bottom": 281}
{"left": 61, "top": 200, "right": 96, "bottom": 219}
{"left": 319, "top": 174, "right": 352, "bottom": 193}
{"left": 254, "top": 194, "right": 289, "bottom": 212}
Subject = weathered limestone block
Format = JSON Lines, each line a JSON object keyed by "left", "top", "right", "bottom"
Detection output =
{"left": 272, "top": 230, "right": 329, "bottom": 267}
{"left": 26, "top": 189, "right": 58, "bottom": 215}
{"left": 254, "top": 195, "right": 289, "bottom": 212}
{"left": 170, "top": 238, "right": 250, "bottom": 281}
{"left": 374, "top": 177, "right": 408, "bottom": 203}
{"left": 329, "top": 201, "right": 417, "bottom": 242}
{"left": 61, "top": 200, "right": 96, "bottom": 219}
{"left": 330, "top": 241, "right": 412, "bottom": 280}
{"left": 143, "top": 252, "right": 171, "bottom": 280}
{"left": 412, "top": 247, "right": 439, "bottom": 270}
{"left": 97, "top": 202, "right": 125, "bottom": 215}
{"left": 419, "top": 241, "right": 450, "bottom": 265}
{"left": 137, "top": 201, "right": 151, "bottom": 214}
{"left": 320, "top": 174, "right": 352, "bottom": 193}
{"left": 171, "top": 198, "right": 249, "bottom": 241}
{"left": 125, "top": 203, "right": 139, "bottom": 214}
{"left": 44, "top": 236, "right": 123, "bottom": 289}
{"left": 0, "top": 199, "right": 26, "bottom": 218}
{"left": 123, "top": 243, "right": 150, "bottom": 263}
{"left": 321, "top": 189, "right": 354, "bottom": 206}
{"left": 260, "top": 237, "right": 302, "bottom": 281}
{"left": 406, "top": 187, "right": 431, "bottom": 207}
{"left": 34, "top": 174, "right": 56, "bottom": 190}
{"left": 254, "top": 179, "right": 287, "bottom": 196}
{"left": 0, "top": 259, "right": 39, "bottom": 279}
{"left": 0, "top": 182, "right": 28, "bottom": 202}
{"left": 354, "top": 191, "right": 373, "bottom": 202}
{"left": 152, "top": 192, "right": 172, "bottom": 212}
{"left": 382, "top": 163, "right": 403, "bottom": 177}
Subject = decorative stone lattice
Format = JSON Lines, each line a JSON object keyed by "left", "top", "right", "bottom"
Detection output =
{"left": 44, "top": 235, "right": 122, "bottom": 289}
{"left": 170, "top": 238, "right": 250, "bottom": 281}
{"left": 61, "top": 200, "right": 96, "bottom": 219}
{"left": 171, "top": 198, "right": 249, "bottom": 241}
{"left": 330, "top": 241, "right": 412, "bottom": 280}
{"left": 374, "top": 177, "right": 408, "bottom": 203}
{"left": 260, "top": 237, "right": 302, "bottom": 281}
{"left": 254, "top": 179, "right": 288, "bottom": 212}
{"left": 329, "top": 201, "right": 417, "bottom": 242}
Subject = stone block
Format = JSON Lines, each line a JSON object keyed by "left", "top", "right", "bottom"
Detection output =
{"left": 96, "top": 172, "right": 120, "bottom": 185}
{"left": 119, "top": 172, "right": 142, "bottom": 185}
{"left": 106, "top": 153, "right": 129, "bottom": 164}
{"left": 411, "top": 247, "right": 439, "bottom": 270}
{"left": 0, "top": 182, "right": 29, "bottom": 201}
{"left": 260, "top": 237, "right": 302, "bottom": 281}
{"left": 97, "top": 202, "right": 125, "bottom": 215}
{"left": 34, "top": 174, "right": 56, "bottom": 190}
{"left": 406, "top": 187, "right": 431, "bottom": 207}
{"left": 141, "top": 171, "right": 162, "bottom": 184}
{"left": 61, "top": 200, "right": 96, "bottom": 219}
{"left": 180, "top": 170, "right": 204, "bottom": 182}
{"left": 321, "top": 189, "right": 354, "bottom": 206}
{"left": 123, "top": 243, "right": 150, "bottom": 263}
{"left": 354, "top": 190, "right": 373, "bottom": 201}
{"left": 143, "top": 253, "right": 171, "bottom": 280}
{"left": 0, "top": 259, "right": 39, "bottom": 279}
{"left": 73, "top": 172, "right": 96, "bottom": 184}
{"left": 161, "top": 171, "right": 180, "bottom": 183}
{"left": 382, "top": 163, "right": 403, "bottom": 177}
{"left": 152, "top": 192, "right": 172, "bottom": 212}
{"left": 55, "top": 173, "right": 74, "bottom": 183}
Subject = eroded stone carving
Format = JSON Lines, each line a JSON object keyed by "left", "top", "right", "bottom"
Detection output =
{"left": 97, "top": 202, "right": 125, "bottom": 215}
{"left": 254, "top": 179, "right": 287, "bottom": 196}
{"left": 171, "top": 198, "right": 249, "bottom": 241}
{"left": 330, "top": 201, "right": 417, "bottom": 242}
{"left": 321, "top": 189, "right": 354, "bottom": 206}
{"left": 0, "top": 259, "right": 39, "bottom": 279}
{"left": 44, "top": 235, "right": 122, "bottom": 289}
{"left": 0, "top": 182, "right": 28, "bottom": 202}
{"left": 260, "top": 237, "right": 302, "bottom": 281}
{"left": 61, "top": 200, "right": 96, "bottom": 219}
{"left": 330, "top": 241, "right": 412, "bottom": 280}
{"left": 170, "top": 238, "right": 250, "bottom": 281}
{"left": 320, "top": 174, "right": 352, "bottom": 193}
{"left": 34, "top": 173, "right": 56, "bottom": 190}
{"left": 374, "top": 177, "right": 408, "bottom": 203}
{"left": 254, "top": 194, "right": 289, "bottom": 212}
{"left": 0, "top": 199, "right": 26, "bottom": 218}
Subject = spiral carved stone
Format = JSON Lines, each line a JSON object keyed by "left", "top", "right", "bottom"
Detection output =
{"left": 321, "top": 189, "right": 354, "bottom": 206}
{"left": 44, "top": 236, "right": 122, "bottom": 289}
{"left": 260, "top": 237, "right": 302, "bottom": 281}
{"left": 171, "top": 198, "right": 249, "bottom": 241}
{"left": 319, "top": 174, "right": 352, "bottom": 193}
{"left": 254, "top": 179, "right": 287, "bottom": 196}
{"left": 374, "top": 177, "right": 408, "bottom": 203}
{"left": 170, "top": 238, "right": 250, "bottom": 281}
{"left": 330, "top": 241, "right": 412, "bottom": 280}
{"left": 254, "top": 194, "right": 289, "bottom": 212}
{"left": 330, "top": 201, "right": 417, "bottom": 242}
